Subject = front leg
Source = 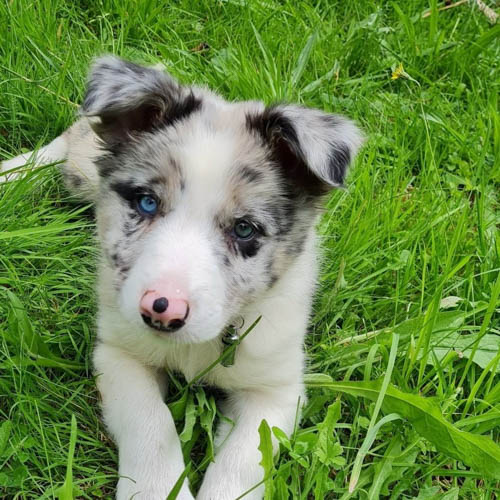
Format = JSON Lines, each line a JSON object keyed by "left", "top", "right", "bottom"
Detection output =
{"left": 93, "top": 341, "right": 194, "bottom": 500}
{"left": 197, "top": 383, "right": 304, "bottom": 500}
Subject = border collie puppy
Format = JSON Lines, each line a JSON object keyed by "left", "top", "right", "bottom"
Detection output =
{"left": 1, "top": 56, "right": 362, "bottom": 499}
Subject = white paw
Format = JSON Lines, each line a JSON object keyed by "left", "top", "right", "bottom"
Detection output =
{"left": 196, "top": 477, "right": 263, "bottom": 500}
{"left": 117, "top": 476, "right": 195, "bottom": 500}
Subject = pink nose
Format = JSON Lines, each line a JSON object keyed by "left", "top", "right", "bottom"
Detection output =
{"left": 140, "top": 290, "right": 189, "bottom": 332}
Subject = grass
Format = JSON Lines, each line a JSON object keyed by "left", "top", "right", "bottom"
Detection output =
{"left": 0, "top": 0, "right": 499, "bottom": 498}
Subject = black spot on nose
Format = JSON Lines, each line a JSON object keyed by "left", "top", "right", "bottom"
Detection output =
{"left": 152, "top": 297, "right": 168, "bottom": 313}
{"left": 167, "top": 319, "right": 185, "bottom": 331}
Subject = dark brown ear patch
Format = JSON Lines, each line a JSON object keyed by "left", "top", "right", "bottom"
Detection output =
{"left": 247, "top": 108, "right": 329, "bottom": 196}
{"left": 247, "top": 104, "right": 363, "bottom": 195}
{"left": 91, "top": 103, "right": 163, "bottom": 143}
{"left": 81, "top": 56, "right": 201, "bottom": 146}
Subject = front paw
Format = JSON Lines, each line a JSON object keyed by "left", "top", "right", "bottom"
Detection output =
{"left": 117, "top": 476, "right": 194, "bottom": 500}
{"left": 196, "top": 474, "right": 263, "bottom": 500}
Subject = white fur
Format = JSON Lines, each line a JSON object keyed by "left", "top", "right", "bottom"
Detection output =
{"left": 1, "top": 135, "right": 68, "bottom": 180}
{"left": 1, "top": 120, "right": 101, "bottom": 200}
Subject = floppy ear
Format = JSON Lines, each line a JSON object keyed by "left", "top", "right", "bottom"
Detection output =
{"left": 81, "top": 56, "right": 201, "bottom": 146}
{"left": 247, "top": 104, "right": 363, "bottom": 194}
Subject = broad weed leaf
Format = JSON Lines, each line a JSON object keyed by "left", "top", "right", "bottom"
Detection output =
{"left": 305, "top": 376, "right": 500, "bottom": 479}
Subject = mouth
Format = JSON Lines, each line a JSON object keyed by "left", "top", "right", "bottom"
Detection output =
{"left": 141, "top": 314, "right": 186, "bottom": 333}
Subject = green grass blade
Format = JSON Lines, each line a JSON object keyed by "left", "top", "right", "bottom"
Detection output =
{"left": 289, "top": 31, "right": 318, "bottom": 91}
{"left": 349, "top": 332, "right": 399, "bottom": 492}
{"left": 166, "top": 463, "right": 192, "bottom": 500}
{"left": 54, "top": 414, "right": 79, "bottom": 500}
{"left": 258, "top": 419, "right": 275, "bottom": 500}
{"left": 349, "top": 413, "right": 401, "bottom": 494}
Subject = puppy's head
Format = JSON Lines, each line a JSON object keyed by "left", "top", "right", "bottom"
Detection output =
{"left": 82, "top": 56, "right": 363, "bottom": 344}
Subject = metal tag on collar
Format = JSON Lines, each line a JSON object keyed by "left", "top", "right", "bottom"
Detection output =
{"left": 221, "top": 318, "right": 244, "bottom": 367}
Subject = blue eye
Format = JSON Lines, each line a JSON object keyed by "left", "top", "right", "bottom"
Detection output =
{"left": 233, "top": 219, "right": 255, "bottom": 239}
{"left": 137, "top": 195, "right": 158, "bottom": 216}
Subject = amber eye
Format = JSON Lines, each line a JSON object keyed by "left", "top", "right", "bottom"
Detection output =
{"left": 233, "top": 219, "right": 255, "bottom": 240}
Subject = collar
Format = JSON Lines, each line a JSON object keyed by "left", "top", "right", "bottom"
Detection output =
{"left": 220, "top": 316, "right": 244, "bottom": 367}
